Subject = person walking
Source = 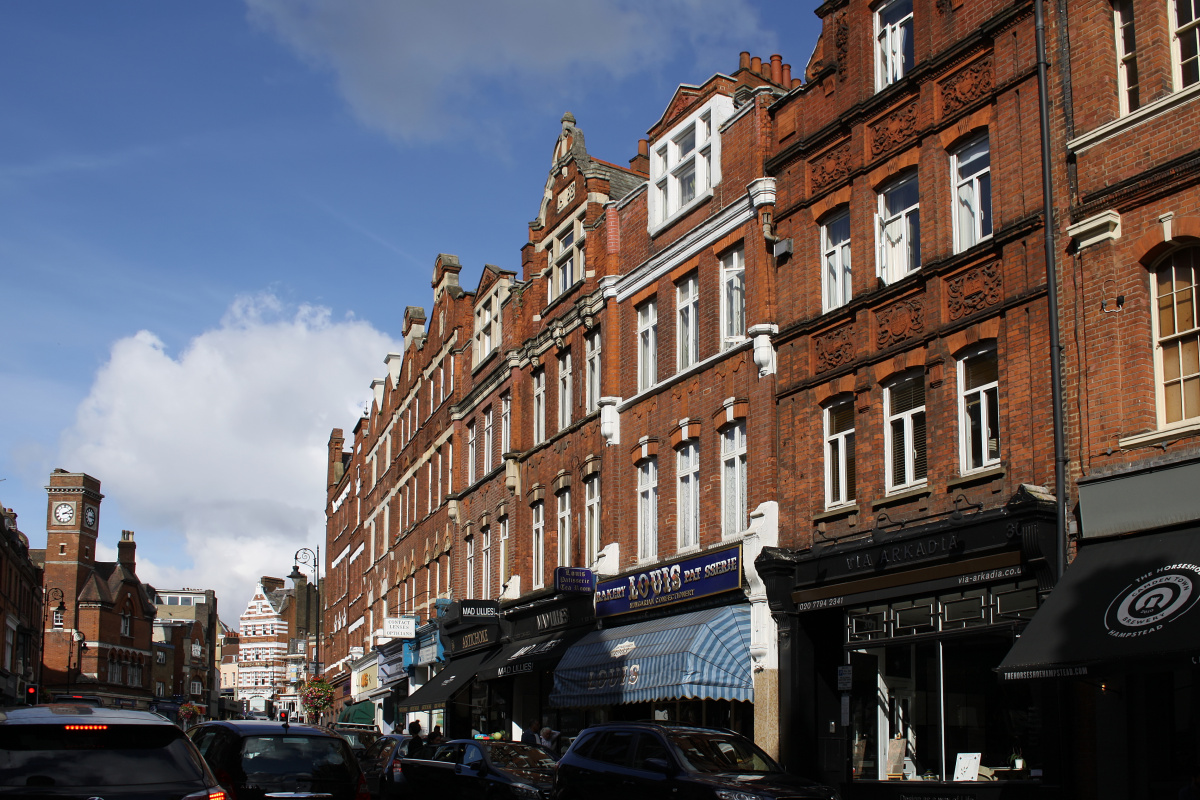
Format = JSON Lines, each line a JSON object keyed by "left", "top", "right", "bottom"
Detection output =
{"left": 406, "top": 720, "right": 425, "bottom": 756}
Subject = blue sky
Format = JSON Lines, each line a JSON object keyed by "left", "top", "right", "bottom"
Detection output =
{"left": 0, "top": 1, "right": 820, "bottom": 618}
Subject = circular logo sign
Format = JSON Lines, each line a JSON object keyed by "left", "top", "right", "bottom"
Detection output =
{"left": 1104, "top": 564, "right": 1200, "bottom": 636}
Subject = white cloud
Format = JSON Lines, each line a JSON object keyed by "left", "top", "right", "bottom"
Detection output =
{"left": 244, "top": 0, "right": 776, "bottom": 143}
{"left": 60, "top": 293, "right": 401, "bottom": 622}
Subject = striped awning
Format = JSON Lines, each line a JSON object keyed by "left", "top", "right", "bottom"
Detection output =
{"left": 549, "top": 605, "right": 753, "bottom": 708}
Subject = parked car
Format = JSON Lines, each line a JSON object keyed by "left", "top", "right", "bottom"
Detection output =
{"left": 330, "top": 722, "right": 383, "bottom": 758}
{"left": 356, "top": 733, "right": 412, "bottom": 799}
{"left": 401, "top": 738, "right": 557, "bottom": 799}
{"left": 0, "top": 704, "right": 225, "bottom": 799}
{"left": 187, "top": 718, "right": 369, "bottom": 800}
{"left": 552, "top": 721, "right": 839, "bottom": 800}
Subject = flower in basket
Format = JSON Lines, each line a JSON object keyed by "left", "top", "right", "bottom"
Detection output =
{"left": 178, "top": 702, "right": 199, "bottom": 722}
{"left": 300, "top": 678, "right": 335, "bottom": 714}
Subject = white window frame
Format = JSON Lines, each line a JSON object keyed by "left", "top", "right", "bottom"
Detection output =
{"left": 53, "top": 609, "right": 64, "bottom": 629}
{"left": 1152, "top": 248, "right": 1200, "bottom": 427}
{"left": 557, "top": 489, "right": 572, "bottom": 567}
{"left": 467, "top": 420, "right": 476, "bottom": 484}
{"left": 677, "top": 441, "right": 700, "bottom": 550}
{"left": 824, "top": 397, "right": 857, "bottom": 509}
{"left": 877, "top": 172, "right": 921, "bottom": 284}
{"left": 584, "top": 474, "right": 600, "bottom": 566}
{"left": 1174, "top": 0, "right": 1200, "bottom": 90}
{"left": 677, "top": 273, "right": 699, "bottom": 370}
{"left": 721, "top": 422, "right": 748, "bottom": 537}
{"left": 885, "top": 372, "right": 928, "bottom": 492}
{"left": 501, "top": 392, "right": 512, "bottom": 452}
{"left": 483, "top": 406, "right": 494, "bottom": 473}
{"left": 648, "top": 96, "right": 733, "bottom": 232}
{"left": 499, "top": 515, "right": 510, "bottom": 583}
{"left": 481, "top": 527, "right": 492, "bottom": 601}
{"left": 533, "top": 368, "right": 546, "bottom": 444}
{"left": 822, "top": 209, "right": 853, "bottom": 312}
{"left": 532, "top": 502, "right": 545, "bottom": 590}
{"left": 638, "top": 299, "right": 658, "bottom": 392}
{"left": 558, "top": 349, "right": 573, "bottom": 430}
{"left": 952, "top": 134, "right": 992, "bottom": 253}
{"left": 638, "top": 458, "right": 658, "bottom": 561}
{"left": 876, "top": 0, "right": 914, "bottom": 91}
{"left": 465, "top": 535, "right": 475, "bottom": 598}
{"left": 549, "top": 216, "right": 584, "bottom": 302}
{"left": 121, "top": 612, "right": 131, "bottom": 636}
{"left": 721, "top": 246, "right": 746, "bottom": 349}
{"left": 474, "top": 296, "right": 497, "bottom": 365}
{"left": 586, "top": 330, "right": 601, "bottom": 413}
{"left": 959, "top": 345, "right": 1002, "bottom": 473}
{"left": 1114, "top": 0, "right": 1141, "bottom": 114}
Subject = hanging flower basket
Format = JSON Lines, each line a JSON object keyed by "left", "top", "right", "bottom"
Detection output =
{"left": 300, "top": 678, "right": 335, "bottom": 714}
{"left": 178, "top": 702, "right": 199, "bottom": 722}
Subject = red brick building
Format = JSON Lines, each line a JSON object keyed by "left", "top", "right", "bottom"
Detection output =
{"left": 0, "top": 506, "right": 42, "bottom": 706}
{"left": 34, "top": 469, "right": 157, "bottom": 708}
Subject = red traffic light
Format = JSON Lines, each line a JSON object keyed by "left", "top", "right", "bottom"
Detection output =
{"left": 279, "top": 710, "right": 289, "bottom": 723}
{"left": 25, "top": 684, "right": 38, "bottom": 704}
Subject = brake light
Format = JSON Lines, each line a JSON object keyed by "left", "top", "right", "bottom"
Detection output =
{"left": 182, "top": 789, "right": 228, "bottom": 800}
{"left": 391, "top": 760, "right": 403, "bottom": 779}
{"left": 356, "top": 773, "right": 370, "bottom": 800}
{"left": 64, "top": 725, "right": 108, "bottom": 730}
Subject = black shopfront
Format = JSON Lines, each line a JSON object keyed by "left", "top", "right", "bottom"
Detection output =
{"left": 758, "top": 490, "right": 1066, "bottom": 800}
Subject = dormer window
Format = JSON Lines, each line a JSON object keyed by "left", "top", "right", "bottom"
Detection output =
{"left": 548, "top": 215, "right": 584, "bottom": 303}
{"left": 121, "top": 612, "right": 131, "bottom": 636}
{"left": 649, "top": 96, "right": 733, "bottom": 233}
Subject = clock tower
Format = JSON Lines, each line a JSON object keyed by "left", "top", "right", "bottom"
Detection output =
{"left": 44, "top": 469, "right": 104, "bottom": 626}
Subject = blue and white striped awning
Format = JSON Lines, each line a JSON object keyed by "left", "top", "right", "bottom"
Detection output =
{"left": 549, "top": 605, "right": 752, "bottom": 708}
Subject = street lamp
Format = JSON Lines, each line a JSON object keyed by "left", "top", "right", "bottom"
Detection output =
{"left": 288, "top": 547, "right": 321, "bottom": 684}
{"left": 39, "top": 588, "right": 68, "bottom": 695}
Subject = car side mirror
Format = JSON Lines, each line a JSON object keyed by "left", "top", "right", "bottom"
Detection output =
{"left": 643, "top": 757, "right": 675, "bottom": 775}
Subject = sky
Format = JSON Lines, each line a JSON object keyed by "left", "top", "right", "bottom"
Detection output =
{"left": 0, "top": 1, "right": 821, "bottom": 627}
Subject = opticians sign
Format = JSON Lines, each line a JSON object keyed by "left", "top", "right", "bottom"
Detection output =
{"left": 594, "top": 544, "right": 742, "bottom": 617}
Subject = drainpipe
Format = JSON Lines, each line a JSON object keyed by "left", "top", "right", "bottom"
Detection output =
{"left": 1035, "top": 0, "right": 1068, "bottom": 580}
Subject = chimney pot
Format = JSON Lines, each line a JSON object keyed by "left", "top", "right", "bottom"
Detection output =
{"left": 638, "top": 139, "right": 649, "bottom": 156}
{"left": 770, "top": 54, "right": 783, "bottom": 84}
{"left": 739, "top": 51, "right": 751, "bottom": 70}
{"left": 750, "top": 56, "right": 762, "bottom": 73}
{"left": 782, "top": 63, "right": 792, "bottom": 86}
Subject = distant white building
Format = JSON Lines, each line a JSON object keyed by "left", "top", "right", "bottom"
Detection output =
{"left": 235, "top": 577, "right": 292, "bottom": 708}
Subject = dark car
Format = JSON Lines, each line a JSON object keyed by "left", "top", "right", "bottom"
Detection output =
{"left": 188, "top": 718, "right": 369, "bottom": 800}
{"left": 0, "top": 703, "right": 225, "bottom": 799}
{"left": 552, "top": 721, "right": 839, "bottom": 800}
{"left": 401, "top": 738, "right": 557, "bottom": 799}
{"left": 329, "top": 723, "right": 383, "bottom": 758}
{"left": 356, "top": 733, "right": 411, "bottom": 799}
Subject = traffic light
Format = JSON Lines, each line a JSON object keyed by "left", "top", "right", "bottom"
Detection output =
{"left": 25, "top": 684, "right": 38, "bottom": 705}
{"left": 279, "top": 709, "right": 289, "bottom": 723}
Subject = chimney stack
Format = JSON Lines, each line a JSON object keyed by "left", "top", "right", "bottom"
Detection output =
{"left": 118, "top": 530, "right": 136, "bottom": 567}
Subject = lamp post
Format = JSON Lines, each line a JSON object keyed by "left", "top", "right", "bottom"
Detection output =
{"left": 39, "top": 587, "right": 67, "bottom": 694}
{"left": 288, "top": 547, "right": 321, "bottom": 683}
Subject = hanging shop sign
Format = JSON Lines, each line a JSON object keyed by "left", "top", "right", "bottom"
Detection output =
{"left": 443, "top": 623, "right": 500, "bottom": 656}
{"left": 384, "top": 616, "right": 418, "bottom": 639}
{"left": 439, "top": 600, "right": 500, "bottom": 630}
{"left": 595, "top": 544, "right": 742, "bottom": 618}
{"left": 554, "top": 567, "right": 596, "bottom": 594}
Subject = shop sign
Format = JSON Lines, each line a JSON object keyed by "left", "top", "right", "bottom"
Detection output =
{"left": 595, "top": 544, "right": 742, "bottom": 618}
{"left": 837, "top": 665, "right": 853, "bottom": 691}
{"left": 417, "top": 641, "right": 440, "bottom": 666}
{"left": 440, "top": 600, "right": 500, "bottom": 630}
{"left": 511, "top": 595, "right": 594, "bottom": 638}
{"left": 554, "top": 567, "right": 595, "bottom": 594}
{"left": 444, "top": 624, "right": 499, "bottom": 655}
{"left": 384, "top": 616, "right": 418, "bottom": 639}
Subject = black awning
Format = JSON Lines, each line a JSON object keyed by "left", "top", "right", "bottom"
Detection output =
{"left": 476, "top": 630, "right": 585, "bottom": 681}
{"left": 998, "top": 528, "right": 1200, "bottom": 680}
{"left": 395, "top": 649, "right": 493, "bottom": 712}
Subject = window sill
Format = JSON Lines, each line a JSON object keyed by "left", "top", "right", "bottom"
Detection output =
{"left": 1118, "top": 421, "right": 1200, "bottom": 449}
{"left": 871, "top": 485, "right": 931, "bottom": 510}
{"left": 1068, "top": 81, "right": 1200, "bottom": 154}
{"left": 946, "top": 465, "right": 1005, "bottom": 490}
{"left": 543, "top": 278, "right": 585, "bottom": 316}
{"left": 471, "top": 347, "right": 500, "bottom": 376}
{"left": 814, "top": 503, "right": 860, "bottom": 522}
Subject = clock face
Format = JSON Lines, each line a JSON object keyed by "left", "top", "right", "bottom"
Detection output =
{"left": 53, "top": 502, "right": 74, "bottom": 524}
{"left": 84, "top": 506, "right": 97, "bottom": 528}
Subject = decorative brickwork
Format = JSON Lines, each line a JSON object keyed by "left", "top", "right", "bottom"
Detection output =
{"left": 811, "top": 142, "right": 852, "bottom": 192}
{"left": 815, "top": 326, "right": 856, "bottom": 373}
{"left": 946, "top": 262, "right": 1001, "bottom": 320}
{"left": 876, "top": 297, "right": 925, "bottom": 348}
{"left": 941, "top": 57, "right": 994, "bottom": 116}
{"left": 870, "top": 102, "right": 919, "bottom": 157}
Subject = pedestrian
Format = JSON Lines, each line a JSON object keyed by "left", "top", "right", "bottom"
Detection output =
{"left": 428, "top": 725, "right": 444, "bottom": 746}
{"left": 521, "top": 719, "right": 540, "bottom": 745}
{"left": 407, "top": 720, "right": 425, "bottom": 756}
{"left": 538, "top": 726, "right": 560, "bottom": 754}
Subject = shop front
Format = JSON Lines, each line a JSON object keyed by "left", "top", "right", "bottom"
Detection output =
{"left": 998, "top": 457, "right": 1200, "bottom": 800}
{"left": 376, "top": 637, "right": 408, "bottom": 733}
{"left": 548, "top": 544, "right": 759, "bottom": 740}
{"left": 395, "top": 600, "right": 500, "bottom": 739}
{"left": 758, "top": 490, "right": 1065, "bottom": 799}
{"left": 476, "top": 589, "right": 595, "bottom": 743}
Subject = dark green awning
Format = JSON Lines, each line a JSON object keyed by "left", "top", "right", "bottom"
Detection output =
{"left": 337, "top": 700, "right": 375, "bottom": 725}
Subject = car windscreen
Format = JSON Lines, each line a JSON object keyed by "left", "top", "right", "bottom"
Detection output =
{"left": 239, "top": 734, "right": 356, "bottom": 782}
{"left": 487, "top": 743, "right": 558, "bottom": 770}
{"left": 0, "top": 723, "right": 206, "bottom": 787}
{"left": 667, "top": 732, "right": 782, "bottom": 775}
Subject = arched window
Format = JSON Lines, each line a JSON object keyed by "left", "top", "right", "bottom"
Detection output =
{"left": 1154, "top": 247, "right": 1200, "bottom": 426}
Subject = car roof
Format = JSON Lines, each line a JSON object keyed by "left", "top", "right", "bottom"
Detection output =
{"left": 0, "top": 705, "right": 181, "bottom": 725}
{"left": 194, "top": 719, "right": 342, "bottom": 738}
{"left": 578, "top": 721, "right": 740, "bottom": 736}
